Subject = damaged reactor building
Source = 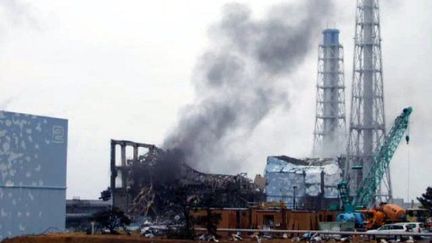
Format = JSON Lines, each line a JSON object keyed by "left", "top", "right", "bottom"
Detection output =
{"left": 109, "top": 140, "right": 264, "bottom": 220}
{"left": 108, "top": 138, "right": 343, "bottom": 220}
{"left": 265, "top": 156, "right": 342, "bottom": 210}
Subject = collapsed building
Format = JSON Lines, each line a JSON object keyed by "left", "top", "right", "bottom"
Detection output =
{"left": 109, "top": 140, "right": 264, "bottom": 220}
{"left": 265, "top": 156, "right": 342, "bottom": 210}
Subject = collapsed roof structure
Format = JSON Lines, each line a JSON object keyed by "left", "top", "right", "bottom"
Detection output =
{"left": 109, "top": 140, "right": 264, "bottom": 221}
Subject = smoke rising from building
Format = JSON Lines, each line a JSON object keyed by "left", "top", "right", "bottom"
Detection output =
{"left": 163, "top": 0, "right": 334, "bottom": 173}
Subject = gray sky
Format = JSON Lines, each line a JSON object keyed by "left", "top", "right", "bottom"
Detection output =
{"left": 0, "top": 0, "right": 431, "bottom": 201}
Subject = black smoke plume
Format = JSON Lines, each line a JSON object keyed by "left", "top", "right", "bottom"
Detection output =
{"left": 163, "top": 0, "right": 334, "bottom": 173}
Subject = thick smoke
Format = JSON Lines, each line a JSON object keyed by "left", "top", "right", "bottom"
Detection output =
{"left": 163, "top": 0, "right": 334, "bottom": 173}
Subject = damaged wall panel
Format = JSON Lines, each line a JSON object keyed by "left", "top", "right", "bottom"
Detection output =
{"left": 265, "top": 156, "right": 341, "bottom": 210}
{"left": 0, "top": 111, "right": 68, "bottom": 240}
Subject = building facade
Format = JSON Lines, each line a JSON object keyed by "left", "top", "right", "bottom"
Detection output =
{"left": 0, "top": 111, "right": 68, "bottom": 239}
{"left": 265, "top": 156, "right": 342, "bottom": 210}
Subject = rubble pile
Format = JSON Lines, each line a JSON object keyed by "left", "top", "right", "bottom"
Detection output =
{"left": 124, "top": 147, "right": 264, "bottom": 219}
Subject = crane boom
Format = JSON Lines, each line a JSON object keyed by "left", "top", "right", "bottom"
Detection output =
{"left": 353, "top": 107, "right": 413, "bottom": 207}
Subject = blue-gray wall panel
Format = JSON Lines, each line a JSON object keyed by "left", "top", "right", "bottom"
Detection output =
{"left": 0, "top": 111, "right": 67, "bottom": 240}
{"left": 0, "top": 188, "right": 66, "bottom": 239}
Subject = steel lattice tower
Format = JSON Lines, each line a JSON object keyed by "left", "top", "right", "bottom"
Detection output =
{"left": 346, "top": 0, "right": 391, "bottom": 201}
{"left": 313, "top": 29, "right": 346, "bottom": 158}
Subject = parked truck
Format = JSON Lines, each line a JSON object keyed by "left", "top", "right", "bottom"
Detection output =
{"left": 361, "top": 203, "right": 406, "bottom": 229}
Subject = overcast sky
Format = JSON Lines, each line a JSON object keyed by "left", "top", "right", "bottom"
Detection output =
{"left": 0, "top": 0, "right": 431, "bottom": 201}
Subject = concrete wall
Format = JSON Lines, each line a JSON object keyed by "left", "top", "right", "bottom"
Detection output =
{"left": 0, "top": 111, "right": 68, "bottom": 240}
